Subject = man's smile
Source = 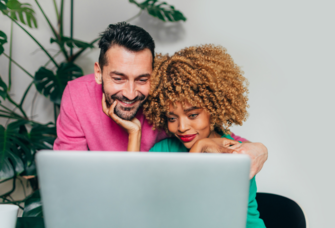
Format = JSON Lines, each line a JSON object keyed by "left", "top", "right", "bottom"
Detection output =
{"left": 118, "top": 100, "right": 138, "bottom": 107}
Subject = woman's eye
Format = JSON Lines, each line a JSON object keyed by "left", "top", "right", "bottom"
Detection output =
{"left": 189, "top": 114, "right": 198, "bottom": 119}
{"left": 167, "top": 117, "right": 176, "bottom": 122}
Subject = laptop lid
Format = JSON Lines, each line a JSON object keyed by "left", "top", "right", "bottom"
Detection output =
{"left": 36, "top": 151, "right": 251, "bottom": 228}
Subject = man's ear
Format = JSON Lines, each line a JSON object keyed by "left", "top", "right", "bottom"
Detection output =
{"left": 94, "top": 62, "right": 102, "bottom": 84}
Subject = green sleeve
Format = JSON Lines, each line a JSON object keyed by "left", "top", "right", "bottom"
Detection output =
{"left": 247, "top": 177, "right": 266, "bottom": 228}
{"left": 149, "top": 137, "right": 188, "bottom": 153}
{"left": 149, "top": 134, "right": 238, "bottom": 153}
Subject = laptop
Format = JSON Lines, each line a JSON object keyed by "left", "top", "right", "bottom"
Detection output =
{"left": 36, "top": 151, "right": 251, "bottom": 228}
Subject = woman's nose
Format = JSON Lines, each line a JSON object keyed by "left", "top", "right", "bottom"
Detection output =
{"left": 178, "top": 118, "right": 190, "bottom": 133}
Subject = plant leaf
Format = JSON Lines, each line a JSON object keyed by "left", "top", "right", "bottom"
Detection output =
{"left": 0, "top": 30, "right": 7, "bottom": 55}
{"left": 0, "top": 152, "right": 25, "bottom": 181}
{"left": 0, "top": 121, "right": 29, "bottom": 182}
{"left": 0, "top": 30, "right": 7, "bottom": 44}
{"left": 0, "top": 0, "right": 8, "bottom": 11}
{"left": 29, "top": 122, "right": 56, "bottom": 150}
{"left": 129, "top": 0, "right": 186, "bottom": 22}
{"left": 23, "top": 122, "right": 56, "bottom": 174}
{"left": 34, "top": 62, "right": 83, "bottom": 105}
{"left": 23, "top": 190, "right": 43, "bottom": 217}
{"left": 0, "top": 76, "right": 8, "bottom": 100}
{"left": 5, "top": 0, "right": 37, "bottom": 28}
{"left": 50, "top": 36, "right": 94, "bottom": 49}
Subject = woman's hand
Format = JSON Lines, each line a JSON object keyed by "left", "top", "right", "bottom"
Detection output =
{"left": 102, "top": 94, "right": 141, "bottom": 151}
{"left": 189, "top": 138, "right": 240, "bottom": 153}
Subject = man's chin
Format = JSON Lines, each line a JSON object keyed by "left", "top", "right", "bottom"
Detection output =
{"left": 114, "top": 105, "right": 140, "bottom": 120}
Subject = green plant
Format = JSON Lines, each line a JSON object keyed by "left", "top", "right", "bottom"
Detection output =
{"left": 0, "top": 0, "right": 186, "bottom": 216}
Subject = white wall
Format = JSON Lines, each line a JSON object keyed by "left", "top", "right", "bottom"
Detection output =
{"left": 1, "top": 0, "right": 335, "bottom": 227}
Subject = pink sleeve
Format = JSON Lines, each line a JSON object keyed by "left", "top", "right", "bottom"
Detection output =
{"left": 53, "top": 86, "right": 88, "bottom": 150}
{"left": 156, "top": 129, "right": 168, "bottom": 143}
{"left": 230, "top": 132, "right": 248, "bottom": 142}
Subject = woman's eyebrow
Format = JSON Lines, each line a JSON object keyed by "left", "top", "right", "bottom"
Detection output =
{"left": 184, "top": 107, "right": 201, "bottom": 112}
{"left": 167, "top": 112, "right": 177, "bottom": 116}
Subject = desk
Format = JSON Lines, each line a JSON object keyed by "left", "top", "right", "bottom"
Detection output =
{"left": 16, "top": 218, "right": 45, "bottom": 228}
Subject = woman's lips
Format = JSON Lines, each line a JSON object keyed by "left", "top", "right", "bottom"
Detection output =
{"left": 178, "top": 134, "right": 197, "bottom": 142}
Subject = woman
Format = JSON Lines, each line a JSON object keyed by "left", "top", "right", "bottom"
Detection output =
{"left": 112, "top": 44, "right": 265, "bottom": 227}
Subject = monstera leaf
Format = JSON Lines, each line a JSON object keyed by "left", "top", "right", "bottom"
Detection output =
{"left": 50, "top": 36, "right": 94, "bottom": 49}
{"left": 23, "top": 122, "right": 56, "bottom": 175}
{"left": 0, "top": 0, "right": 8, "bottom": 11}
{"left": 0, "top": 152, "right": 24, "bottom": 182}
{"left": 23, "top": 190, "right": 43, "bottom": 217}
{"left": 0, "top": 120, "right": 30, "bottom": 182}
{"left": 34, "top": 62, "right": 83, "bottom": 105}
{"left": 29, "top": 122, "right": 56, "bottom": 151}
{"left": 0, "top": 30, "right": 7, "bottom": 56}
{"left": 3, "top": 0, "right": 37, "bottom": 28}
{"left": 0, "top": 76, "right": 7, "bottom": 100}
{"left": 129, "top": 0, "right": 186, "bottom": 22}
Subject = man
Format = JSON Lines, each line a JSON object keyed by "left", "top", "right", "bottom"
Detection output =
{"left": 54, "top": 22, "right": 267, "bottom": 178}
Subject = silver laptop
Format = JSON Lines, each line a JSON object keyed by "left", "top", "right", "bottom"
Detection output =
{"left": 36, "top": 151, "right": 251, "bottom": 228}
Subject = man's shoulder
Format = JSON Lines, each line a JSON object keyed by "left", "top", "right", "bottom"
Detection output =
{"left": 65, "top": 73, "right": 99, "bottom": 97}
{"left": 61, "top": 73, "right": 101, "bottom": 107}
{"left": 68, "top": 73, "right": 96, "bottom": 88}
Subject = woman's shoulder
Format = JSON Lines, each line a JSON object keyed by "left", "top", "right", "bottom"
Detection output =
{"left": 222, "top": 134, "right": 235, "bottom": 140}
{"left": 149, "top": 137, "right": 188, "bottom": 153}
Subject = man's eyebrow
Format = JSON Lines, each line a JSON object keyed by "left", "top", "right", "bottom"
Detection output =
{"left": 109, "top": 71, "right": 150, "bottom": 78}
{"left": 110, "top": 71, "right": 126, "bottom": 76}
{"left": 184, "top": 107, "right": 201, "bottom": 112}
{"left": 136, "top": 73, "right": 151, "bottom": 78}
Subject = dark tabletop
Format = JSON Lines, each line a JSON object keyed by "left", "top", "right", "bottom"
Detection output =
{"left": 16, "top": 218, "right": 45, "bottom": 228}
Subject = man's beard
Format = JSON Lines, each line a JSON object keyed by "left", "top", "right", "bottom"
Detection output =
{"left": 102, "top": 80, "right": 147, "bottom": 120}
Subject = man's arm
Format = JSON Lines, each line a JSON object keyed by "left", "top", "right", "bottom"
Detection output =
{"left": 190, "top": 133, "right": 268, "bottom": 179}
{"left": 233, "top": 142, "right": 268, "bottom": 179}
{"left": 230, "top": 133, "right": 268, "bottom": 178}
{"left": 53, "top": 85, "right": 88, "bottom": 150}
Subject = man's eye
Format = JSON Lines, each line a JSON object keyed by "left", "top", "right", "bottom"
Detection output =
{"left": 138, "top": 79, "right": 148, "bottom": 83}
{"left": 113, "top": 78, "right": 122, "bottom": 81}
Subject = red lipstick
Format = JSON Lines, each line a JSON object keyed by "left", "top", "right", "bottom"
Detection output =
{"left": 178, "top": 134, "right": 197, "bottom": 142}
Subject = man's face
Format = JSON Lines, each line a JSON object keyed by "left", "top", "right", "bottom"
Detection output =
{"left": 94, "top": 45, "right": 152, "bottom": 120}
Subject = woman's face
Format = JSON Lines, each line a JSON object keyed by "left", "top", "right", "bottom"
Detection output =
{"left": 167, "top": 102, "right": 214, "bottom": 149}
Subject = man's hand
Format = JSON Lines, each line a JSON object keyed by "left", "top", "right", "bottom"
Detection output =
{"left": 189, "top": 138, "right": 239, "bottom": 153}
{"left": 189, "top": 137, "right": 268, "bottom": 179}
{"left": 233, "top": 142, "right": 268, "bottom": 179}
{"left": 102, "top": 94, "right": 141, "bottom": 135}
{"left": 102, "top": 94, "right": 141, "bottom": 151}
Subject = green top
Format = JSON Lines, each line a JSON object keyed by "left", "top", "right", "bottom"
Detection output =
{"left": 149, "top": 135, "right": 266, "bottom": 228}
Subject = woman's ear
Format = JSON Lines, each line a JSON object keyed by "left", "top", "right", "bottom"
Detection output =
{"left": 94, "top": 62, "right": 102, "bottom": 84}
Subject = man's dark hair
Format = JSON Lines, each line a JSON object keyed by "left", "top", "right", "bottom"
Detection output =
{"left": 98, "top": 22, "right": 155, "bottom": 71}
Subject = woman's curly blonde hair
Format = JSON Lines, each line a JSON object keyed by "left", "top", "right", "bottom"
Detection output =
{"left": 143, "top": 44, "right": 249, "bottom": 134}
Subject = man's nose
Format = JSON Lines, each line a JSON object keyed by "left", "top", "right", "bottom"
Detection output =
{"left": 178, "top": 117, "right": 190, "bottom": 133}
{"left": 123, "top": 81, "right": 137, "bottom": 100}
